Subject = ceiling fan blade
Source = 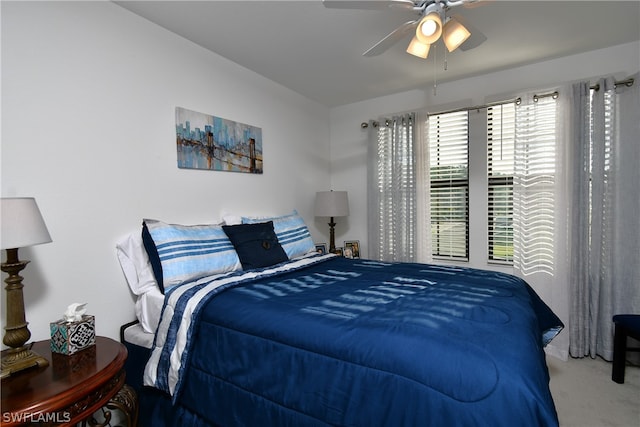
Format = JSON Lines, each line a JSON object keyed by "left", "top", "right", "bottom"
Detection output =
{"left": 448, "top": 13, "right": 487, "bottom": 51}
{"left": 459, "top": 30, "right": 487, "bottom": 51}
{"left": 363, "top": 20, "right": 419, "bottom": 57}
{"left": 322, "top": 0, "right": 416, "bottom": 10}
{"left": 461, "top": 0, "right": 493, "bottom": 9}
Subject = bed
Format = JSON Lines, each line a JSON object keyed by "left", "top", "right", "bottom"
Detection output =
{"left": 116, "top": 211, "right": 563, "bottom": 426}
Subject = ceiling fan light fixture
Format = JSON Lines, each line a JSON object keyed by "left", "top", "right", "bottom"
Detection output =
{"left": 406, "top": 36, "right": 430, "bottom": 59}
{"left": 415, "top": 11, "right": 442, "bottom": 45}
{"left": 443, "top": 17, "right": 471, "bottom": 52}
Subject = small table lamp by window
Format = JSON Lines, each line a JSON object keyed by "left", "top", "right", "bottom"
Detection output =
{"left": 1, "top": 197, "right": 52, "bottom": 378}
{"left": 315, "top": 191, "right": 349, "bottom": 253}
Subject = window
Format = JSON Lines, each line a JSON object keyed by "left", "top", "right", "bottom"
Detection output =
{"left": 428, "top": 111, "right": 469, "bottom": 259}
{"left": 487, "top": 103, "right": 515, "bottom": 263}
{"left": 486, "top": 97, "right": 557, "bottom": 270}
{"left": 426, "top": 93, "right": 557, "bottom": 266}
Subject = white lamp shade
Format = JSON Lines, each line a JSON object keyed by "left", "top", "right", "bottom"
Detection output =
{"left": 315, "top": 191, "right": 349, "bottom": 217}
{"left": 406, "top": 36, "right": 431, "bottom": 59}
{"left": 1, "top": 198, "right": 52, "bottom": 249}
{"left": 443, "top": 18, "right": 471, "bottom": 52}
{"left": 415, "top": 11, "right": 442, "bottom": 45}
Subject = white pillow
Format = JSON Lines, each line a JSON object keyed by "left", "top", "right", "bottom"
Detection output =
{"left": 116, "top": 231, "right": 158, "bottom": 296}
{"left": 222, "top": 214, "right": 242, "bottom": 225}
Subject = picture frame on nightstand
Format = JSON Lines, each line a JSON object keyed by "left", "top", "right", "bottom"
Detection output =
{"left": 315, "top": 243, "right": 327, "bottom": 254}
{"left": 344, "top": 240, "right": 360, "bottom": 259}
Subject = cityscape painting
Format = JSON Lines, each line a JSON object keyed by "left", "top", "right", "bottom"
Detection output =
{"left": 176, "top": 107, "right": 263, "bottom": 174}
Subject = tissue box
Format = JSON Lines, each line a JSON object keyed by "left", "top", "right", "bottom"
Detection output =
{"left": 50, "top": 315, "right": 96, "bottom": 355}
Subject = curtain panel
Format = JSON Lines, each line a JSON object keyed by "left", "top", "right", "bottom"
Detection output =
{"left": 512, "top": 92, "right": 570, "bottom": 360}
{"left": 568, "top": 74, "right": 640, "bottom": 360}
{"left": 367, "top": 113, "right": 430, "bottom": 262}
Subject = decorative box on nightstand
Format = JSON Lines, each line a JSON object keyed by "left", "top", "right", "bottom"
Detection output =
{"left": 50, "top": 315, "right": 96, "bottom": 355}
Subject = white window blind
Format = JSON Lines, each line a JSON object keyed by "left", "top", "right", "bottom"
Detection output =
{"left": 513, "top": 96, "right": 557, "bottom": 275}
{"left": 428, "top": 111, "right": 469, "bottom": 259}
{"left": 487, "top": 103, "right": 515, "bottom": 263}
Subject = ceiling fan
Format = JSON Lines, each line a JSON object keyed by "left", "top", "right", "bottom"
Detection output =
{"left": 322, "top": 0, "right": 487, "bottom": 59}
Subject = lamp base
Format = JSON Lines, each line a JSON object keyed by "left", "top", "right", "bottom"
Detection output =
{"left": 328, "top": 217, "right": 337, "bottom": 253}
{"left": 1, "top": 343, "right": 49, "bottom": 379}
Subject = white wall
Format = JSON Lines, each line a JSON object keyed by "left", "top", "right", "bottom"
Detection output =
{"left": 329, "top": 41, "right": 640, "bottom": 268}
{"left": 1, "top": 1, "right": 330, "bottom": 343}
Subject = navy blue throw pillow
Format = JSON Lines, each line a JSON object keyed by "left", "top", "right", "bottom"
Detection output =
{"left": 222, "top": 221, "right": 288, "bottom": 270}
{"left": 142, "top": 221, "right": 165, "bottom": 293}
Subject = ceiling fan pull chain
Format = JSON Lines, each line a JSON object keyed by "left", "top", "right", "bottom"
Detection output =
{"left": 443, "top": 10, "right": 448, "bottom": 71}
{"left": 433, "top": 43, "right": 438, "bottom": 96}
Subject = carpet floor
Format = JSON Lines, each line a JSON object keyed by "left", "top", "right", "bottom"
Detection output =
{"left": 547, "top": 356, "right": 639, "bottom": 427}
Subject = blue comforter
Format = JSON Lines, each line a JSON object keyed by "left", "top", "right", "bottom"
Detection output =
{"left": 145, "top": 255, "right": 562, "bottom": 426}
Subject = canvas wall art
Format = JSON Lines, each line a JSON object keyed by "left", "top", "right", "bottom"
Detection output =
{"left": 176, "top": 107, "right": 263, "bottom": 174}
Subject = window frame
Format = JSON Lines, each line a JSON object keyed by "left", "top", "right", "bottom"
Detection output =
{"left": 428, "top": 110, "right": 470, "bottom": 261}
{"left": 486, "top": 102, "right": 516, "bottom": 265}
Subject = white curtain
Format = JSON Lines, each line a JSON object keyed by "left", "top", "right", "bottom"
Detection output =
{"left": 568, "top": 74, "right": 640, "bottom": 360}
{"left": 512, "top": 92, "right": 570, "bottom": 360}
{"left": 367, "top": 112, "right": 431, "bottom": 262}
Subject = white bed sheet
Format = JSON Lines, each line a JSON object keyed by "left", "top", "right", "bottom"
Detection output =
{"left": 136, "top": 287, "right": 164, "bottom": 334}
{"left": 123, "top": 321, "right": 154, "bottom": 349}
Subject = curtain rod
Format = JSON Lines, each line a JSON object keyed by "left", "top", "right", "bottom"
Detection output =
{"left": 427, "top": 97, "right": 523, "bottom": 117}
{"left": 360, "top": 77, "right": 635, "bottom": 127}
{"left": 533, "top": 91, "right": 558, "bottom": 102}
{"left": 591, "top": 77, "right": 635, "bottom": 92}
{"left": 360, "top": 97, "right": 520, "bottom": 128}
{"left": 361, "top": 114, "right": 416, "bottom": 129}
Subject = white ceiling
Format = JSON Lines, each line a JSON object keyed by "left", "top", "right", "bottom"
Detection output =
{"left": 115, "top": 0, "right": 640, "bottom": 107}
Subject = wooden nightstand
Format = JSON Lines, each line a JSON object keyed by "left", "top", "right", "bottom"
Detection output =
{"left": 1, "top": 336, "right": 137, "bottom": 426}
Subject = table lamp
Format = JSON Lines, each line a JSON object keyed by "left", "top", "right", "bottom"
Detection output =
{"left": 314, "top": 191, "right": 349, "bottom": 253}
{"left": 1, "top": 197, "right": 52, "bottom": 378}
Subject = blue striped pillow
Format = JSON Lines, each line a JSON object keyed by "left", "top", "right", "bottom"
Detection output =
{"left": 143, "top": 219, "right": 241, "bottom": 292}
{"left": 242, "top": 210, "right": 315, "bottom": 260}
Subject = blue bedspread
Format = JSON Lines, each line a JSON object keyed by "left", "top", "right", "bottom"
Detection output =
{"left": 145, "top": 255, "right": 562, "bottom": 426}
